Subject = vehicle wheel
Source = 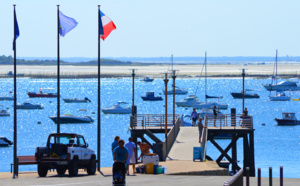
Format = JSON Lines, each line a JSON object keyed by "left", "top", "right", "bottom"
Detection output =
{"left": 68, "top": 159, "right": 79, "bottom": 176}
{"left": 87, "top": 157, "right": 96, "bottom": 175}
{"left": 56, "top": 166, "right": 66, "bottom": 175}
{"left": 38, "top": 164, "right": 48, "bottom": 177}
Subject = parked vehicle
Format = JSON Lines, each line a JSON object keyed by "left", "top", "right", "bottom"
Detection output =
{"left": 35, "top": 133, "right": 96, "bottom": 177}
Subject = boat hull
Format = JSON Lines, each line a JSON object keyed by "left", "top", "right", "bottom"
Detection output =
{"left": 193, "top": 103, "right": 228, "bottom": 110}
{"left": 270, "top": 96, "right": 291, "bottom": 101}
{"left": 165, "top": 90, "right": 188, "bottom": 95}
{"left": 231, "top": 92, "right": 259, "bottom": 99}
{"left": 63, "top": 99, "right": 89, "bottom": 103}
{"left": 0, "top": 113, "right": 10, "bottom": 117}
{"left": 0, "top": 97, "right": 14, "bottom": 101}
{"left": 27, "top": 92, "right": 57, "bottom": 98}
{"left": 263, "top": 85, "right": 300, "bottom": 91}
{"left": 141, "top": 97, "right": 163, "bottom": 101}
{"left": 101, "top": 109, "right": 131, "bottom": 114}
{"left": 275, "top": 118, "right": 300, "bottom": 125}
{"left": 50, "top": 116, "right": 94, "bottom": 124}
{"left": 16, "top": 106, "right": 43, "bottom": 109}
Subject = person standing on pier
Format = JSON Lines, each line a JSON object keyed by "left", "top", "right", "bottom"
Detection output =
{"left": 112, "top": 136, "right": 120, "bottom": 159}
{"left": 125, "top": 137, "right": 136, "bottom": 175}
{"left": 198, "top": 117, "right": 207, "bottom": 143}
{"left": 213, "top": 106, "right": 219, "bottom": 127}
{"left": 191, "top": 108, "right": 198, "bottom": 126}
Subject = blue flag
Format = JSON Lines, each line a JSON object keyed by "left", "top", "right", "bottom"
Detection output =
{"left": 59, "top": 10, "right": 78, "bottom": 37}
{"left": 13, "top": 8, "right": 19, "bottom": 51}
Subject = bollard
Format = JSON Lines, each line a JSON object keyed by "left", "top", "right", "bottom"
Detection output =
{"left": 258, "top": 168, "right": 261, "bottom": 186}
{"left": 280, "top": 166, "right": 283, "bottom": 186}
{"left": 269, "top": 167, "right": 272, "bottom": 186}
{"left": 246, "top": 167, "right": 250, "bottom": 186}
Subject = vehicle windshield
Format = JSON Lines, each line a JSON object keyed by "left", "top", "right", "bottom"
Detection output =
{"left": 54, "top": 136, "right": 77, "bottom": 145}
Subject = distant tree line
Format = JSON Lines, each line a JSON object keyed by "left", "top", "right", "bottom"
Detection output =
{"left": 0, "top": 55, "right": 150, "bottom": 66}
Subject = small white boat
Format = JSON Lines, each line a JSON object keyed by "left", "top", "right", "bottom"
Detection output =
{"left": 163, "top": 86, "right": 188, "bottom": 95}
{"left": 0, "top": 137, "right": 13, "bottom": 147}
{"left": 0, "top": 109, "right": 10, "bottom": 117}
{"left": 263, "top": 81, "right": 300, "bottom": 91}
{"left": 62, "top": 97, "right": 91, "bottom": 103}
{"left": 16, "top": 101, "right": 43, "bottom": 109}
{"left": 102, "top": 102, "right": 131, "bottom": 114}
{"left": 269, "top": 92, "right": 291, "bottom": 101}
{"left": 175, "top": 95, "right": 203, "bottom": 107}
{"left": 50, "top": 110, "right": 94, "bottom": 124}
{"left": 141, "top": 77, "right": 154, "bottom": 82}
{"left": 193, "top": 102, "right": 228, "bottom": 110}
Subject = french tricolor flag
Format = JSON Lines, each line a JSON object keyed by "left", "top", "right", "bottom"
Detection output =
{"left": 99, "top": 10, "right": 116, "bottom": 41}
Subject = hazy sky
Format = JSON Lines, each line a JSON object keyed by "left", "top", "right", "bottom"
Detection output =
{"left": 1, "top": 0, "right": 300, "bottom": 58}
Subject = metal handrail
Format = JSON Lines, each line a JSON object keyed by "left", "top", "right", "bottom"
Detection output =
{"left": 204, "top": 114, "right": 253, "bottom": 129}
{"left": 131, "top": 114, "right": 180, "bottom": 129}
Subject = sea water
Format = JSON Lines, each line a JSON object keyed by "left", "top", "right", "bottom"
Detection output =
{"left": 0, "top": 78, "right": 299, "bottom": 178}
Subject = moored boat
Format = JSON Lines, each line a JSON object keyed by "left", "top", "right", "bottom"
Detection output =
{"left": 275, "top": 113, "right": 300, "bottom": 125}
{"left": 0, "top": 137, "right": 13, "bottom": 147}
{"left": 141, "top": 77, "right": 154, "bottom": 82}
{"left": 62, "top": 97, "right": 91, "bottom": 103}
{"left": 141, "top": 92, "right": 163, "bottom": 101}
{"left": 176, "top": 95, "right": 202, "bottom": 107}
{"left": 269, "top": 92, "right": 291, "bottom": 101}
{"left": 16, "top": 101, "right": 43, "bottom": 109}
{"left": 27, "top": 88, "right": 58, "bottom": 98}
{"left": 50, "top": 114, "right": 94, "bottom": 124}
{"left": 231, "top": 90, "right": 259, "bottom": 99}
{"left": 102, "top": 102, "right": 131, "bottom": 114}
{"left": 163, "top": 86, "right": 188, "bottom": 95}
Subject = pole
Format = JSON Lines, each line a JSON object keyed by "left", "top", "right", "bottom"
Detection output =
{"left": 172, "top": 72, "right": 175, "bottom": 127}
{"left": 57, "top": 5, "right": 60, "bottom": 133}
{"left": 164, "top": 74, "right": 169, "bottom": 159}
{"left": 132, "top": 69, "right": 135, "bottom": 115}
{"left": 13, "top": 4, "right": 18, "bottom": 177}
{"left": 275, "top": 50, "right": 278, "bottom": 85}
{"left": 97, "top": 5, "right": 101, "bottom": 172}
{"left": 205, "top": 52, "right": 207, "bottom": 103}
{"left": 242, "top": 69, "right": 245, "bottom": 112}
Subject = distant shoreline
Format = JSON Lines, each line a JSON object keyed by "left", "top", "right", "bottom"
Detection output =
{"left": 0, "top": 64, "right": 300, "bottom": 79}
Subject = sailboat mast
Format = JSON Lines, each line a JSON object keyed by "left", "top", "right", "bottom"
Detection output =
{"left": 205, "top": 52, "right": 207, "bottom": 103}
{"left": 275, "top": 50, "right": 278, "bottom": 85}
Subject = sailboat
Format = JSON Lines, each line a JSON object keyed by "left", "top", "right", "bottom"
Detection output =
{"left": 263, "top": 50, "right": 300, "bottom": 91}
{"left": 268, "top": 50, "right": 291, "bottom": 101}
{"left": 164, "top": 55, "right": 188, "bottom": 95}
{"left": 193, "top": 52, "right": 228, "bottom": 110}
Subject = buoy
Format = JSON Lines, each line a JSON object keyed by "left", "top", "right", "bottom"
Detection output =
{"left": 262, "top": 123, "right": 265, "bottom": 126}
{"left": 92, "top": 112, "right": 95, "bottom": 114}
{"left": 37, "top": 121, "right": 41, "bottom": 124}
{"left": 49, "top": 101, "right": 52, "bottom": 103}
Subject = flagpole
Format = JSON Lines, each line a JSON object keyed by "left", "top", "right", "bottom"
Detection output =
{"left": 13, "top": 4, "right": 18, "bottom": 178}
{"left": 97, "top": 5, "right": 101, "bottom": 172}
{"left": 57, "top": 5, "right": 60, "bottom": 133}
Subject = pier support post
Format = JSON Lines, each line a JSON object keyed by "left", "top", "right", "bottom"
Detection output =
{"left": 232, "top": 132, "right": 238, "bottom": 173}
{"left": 249, "top": 131, "right": 255, "bottom": 176}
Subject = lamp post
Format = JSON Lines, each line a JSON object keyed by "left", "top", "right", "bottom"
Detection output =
{"left": 130, "top": 69, "right": 137, "bottom": 115}
{"left": 169, "top": 70, "right": 179, "bottom": 127}
{"left": 161, "top": 72, "right": 170, "bottom": 159}
{"left": 242, "top": 69, "right": 245, "bottom": 112}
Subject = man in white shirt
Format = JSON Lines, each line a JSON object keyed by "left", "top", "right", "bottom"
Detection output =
{"left": 125, "top": 137, "right": 137, "bottom": 175}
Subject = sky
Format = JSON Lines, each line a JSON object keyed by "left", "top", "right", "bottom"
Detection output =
{"left": 1, "top": 0, "right": 300, "bottom": 58}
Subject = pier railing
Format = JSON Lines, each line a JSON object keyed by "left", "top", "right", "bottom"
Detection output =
{"left": 204, "top": 114, "right": 253, "bottom": 129}
{"left": 130, "top": 114, "right": 180, "bottom": 129}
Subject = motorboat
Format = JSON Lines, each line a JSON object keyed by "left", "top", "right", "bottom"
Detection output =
{"left": 141, "top": 77, "right": 154, "bottom": 82}
{"left": 269, "top": 92, "right": 291, "bottom": 101}
{"left": 193, "top": 102, "right": 228, "bottom": 110}
{"left": 163, "top": 86, "right": 188, "bottom": 95}
{"left": 50, "top": 113, "right": 94, "bottom": 124}
{"left": 27, "top": 88, "right": 58, "bottom": 98}
{"left": 263, "top": 81, "right": 300, "bottom": 91}
{"left": 141, "top": 92, "right": 163, "bottom": 101}
{"left": 0, "top": 137, "right": 13, "bottom": 147}
{"left": 62, "top": 97, "right": 91, "bottom": 103}
{"left": 263, "top": 50, "right": 300, "bottom": 91}
{"left": 231, "top": 90, "right": 260, "bottom": 99}
{"left": 175, "top": 95, "right": 202, "bottom": 107}
{"left": 0, "top": 108, "right": 10, "bottom": 117}
{"left": 102, "top": 101, "right": 131, "bottom": 114}
{"left": 16, "top": 101, "right": 43, "bottom": 109}
{"left": 275, "top": 113, "right": 300, "bottom": 125}
{"left": 198, "top": 108, "right": 225, "bottom": 119}
{"left": 0, "top": 96, "right": 14, "bottom": 101}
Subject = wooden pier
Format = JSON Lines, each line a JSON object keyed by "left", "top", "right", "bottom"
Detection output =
{"left": 129, "top": 111, "right": 255, "bottom": 177}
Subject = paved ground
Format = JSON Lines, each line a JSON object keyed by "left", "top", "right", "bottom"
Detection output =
{"left": 0, "top": 170, "right": 299, "bottom": 186}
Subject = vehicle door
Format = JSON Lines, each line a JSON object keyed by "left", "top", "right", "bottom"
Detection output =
{"left": 78, "top": 136, "right": 89, "bottom": 161}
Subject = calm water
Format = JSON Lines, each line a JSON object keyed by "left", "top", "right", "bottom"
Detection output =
{"left": 0, "top": 77, "right": 299, "bottom": 178}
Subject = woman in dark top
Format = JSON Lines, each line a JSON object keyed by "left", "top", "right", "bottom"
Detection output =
{"left": 213, "top": 106, "right": 219, "bottom": 127}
